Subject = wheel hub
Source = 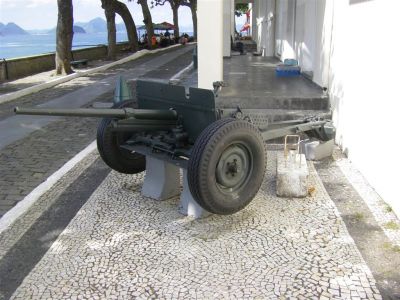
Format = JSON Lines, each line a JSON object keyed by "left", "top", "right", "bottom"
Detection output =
{"left": 216, "top": 144, "right": 251, "bottom": 190}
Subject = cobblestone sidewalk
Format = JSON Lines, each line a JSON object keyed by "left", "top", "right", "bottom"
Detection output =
{"left": 0, "top": 46, "right": 194, "bottom": 217}
{"left": 10, "top": 151, "right": 381, "bottom": 299}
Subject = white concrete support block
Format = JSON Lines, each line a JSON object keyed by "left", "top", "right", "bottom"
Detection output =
{"left": 141, "top": 157, "right": 180, "bottom": 201}
{"left": 276, "top": 152, "right": 309, "bottom": 198}
{"left": 300, "top": 139, "right": 334, "bottom": 161}
{"left": 198, "top": 0, "right": 223, "bottom": 89}
{"left": 179, "top": 169, "right": 210, "bottom": 219}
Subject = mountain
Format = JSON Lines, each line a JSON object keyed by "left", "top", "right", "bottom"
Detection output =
{"left": 47, "top": 25, "right": 86, "bottom": 34}
{"left": 76, "top": 17, "right": 107, "bottom": 33}
{"left": 73, "top": 25, "right": 86, "bottom": 34}
{"left": 0, "top": 22, "right": 29, "bottom": 36}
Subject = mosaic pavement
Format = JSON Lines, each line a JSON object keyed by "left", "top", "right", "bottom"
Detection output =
{"left": 11, "top": 152, "right": 382, "bottom": 299}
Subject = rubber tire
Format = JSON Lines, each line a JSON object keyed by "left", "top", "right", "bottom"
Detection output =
{"left": 97, "top": 101, "right": 146, "bottom": 174}
{"left": 188, "top": 118, "right": 266, "bottom": 215}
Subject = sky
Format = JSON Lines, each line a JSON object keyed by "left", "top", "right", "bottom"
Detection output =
{"left": 0, "top": 0, "right": 194, "bottom": 30}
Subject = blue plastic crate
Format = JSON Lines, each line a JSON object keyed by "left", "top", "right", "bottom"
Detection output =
{"left": 275, "top": 64, "right": 301, "bottom": 77}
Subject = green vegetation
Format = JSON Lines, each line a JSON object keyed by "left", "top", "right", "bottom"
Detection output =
{"left": 385, "top": 205, "right": 393, "bottom": 213}
{"left": 384, "top": 221, "right": 400, "bottom": 230}
{"left": 354, "top": 212, "right": 364, "bottom": 222}
{"left": 383, "top": 242, "right": 400, "bottom": 253}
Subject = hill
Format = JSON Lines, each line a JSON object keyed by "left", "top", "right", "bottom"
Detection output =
{"left": 0, "top": 22, "right": 29, "bottom": 36}
{"left": 74, "top": 25, "right": 86, "bottom": 34}
{"left": 76, "top": 17, "right": 107, "bottom": 33}
{"left": 47, "top": 25, "right": 87, "bottom": 34}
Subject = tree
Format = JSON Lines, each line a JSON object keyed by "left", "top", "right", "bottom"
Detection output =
{"left": 101, "top": 0, "right": 139, "bottom": 59}
{"left": 136, "top": 0, "right": 154, "bottom": 48}
{"left": 114, "top": 0, "right": 139, "bottom": 52}
{"left": 180, "top": 0, "right": 197, "bottom": 39}
{"left": 154, "top": 0, "right": 181, "bottom": 38}
{"left": 101, "top": 0, "right": 117, "bottom": 60}
{"left": 55, "top": 0, "right": 74, "bottom": 75}
{"left": 234, "top": 3, "right": 249, "bottom": 35}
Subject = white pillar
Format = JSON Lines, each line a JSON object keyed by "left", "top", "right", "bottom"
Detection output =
{"left": 258, "top": 0, "right": 276, "bottom": 56}
{"left": 231, "top": 0, "right": 235, "bottom": 39}
{"left": 198, "top": 0, "right": 224, "bottom": 89}
{"left": 252, "top": 0, "right": 259, "bottom": 41}
{"left": 223, "top": 0, "right": 232, "bottom": 57}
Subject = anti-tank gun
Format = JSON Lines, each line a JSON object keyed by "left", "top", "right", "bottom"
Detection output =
{"left": 15, "top": 80, "right": 335, "bottom": 215}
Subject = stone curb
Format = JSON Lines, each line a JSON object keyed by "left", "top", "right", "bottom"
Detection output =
{"left": 0, "top": 44, "right": 187, "bottom": 105}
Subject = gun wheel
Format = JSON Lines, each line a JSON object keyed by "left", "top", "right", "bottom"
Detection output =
{"left": 97, "top": 100, "right": 146, "bottom": 174}
{"left": 188, "top": 119, "right": 266, "bottom": 215}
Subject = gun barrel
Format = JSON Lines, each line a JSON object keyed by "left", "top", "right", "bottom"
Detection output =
{"left": 14, "top": 107, "right": 178, "bottom": 120}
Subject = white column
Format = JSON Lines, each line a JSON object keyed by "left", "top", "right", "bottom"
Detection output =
{"left": 258, "top": 0, "right": 276, "bottom": 56}
{"left": 198, "top": 0, "right": 224, "bottom": 89}
{"left": 231, "top": 0, "right": 235, "bottom": 39}
{"left": 252, "top": 0, "right": 259, "bottom": 41}
{"left": 223, "top": 0, "right": 232, "bottom": 57}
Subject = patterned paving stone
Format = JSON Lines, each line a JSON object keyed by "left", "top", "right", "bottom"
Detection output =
{"left": 11, "top": 151, "right": 380, "bottom": 299}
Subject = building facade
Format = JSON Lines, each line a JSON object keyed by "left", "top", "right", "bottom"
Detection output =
{"left": 197, "top": 0, "right": 400, "bottom": 216}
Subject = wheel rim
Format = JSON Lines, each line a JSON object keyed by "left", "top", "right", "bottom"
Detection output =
{"left": 215, "top": 143, "right": 252, "bottom": 193}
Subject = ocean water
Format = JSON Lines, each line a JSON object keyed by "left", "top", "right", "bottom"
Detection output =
{"left": 0, "top": 32, "right": 129, "bottom": 59}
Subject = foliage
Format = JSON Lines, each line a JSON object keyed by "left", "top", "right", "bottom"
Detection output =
{"left": 235, "top": 3, "right": 249, "bottom": 17}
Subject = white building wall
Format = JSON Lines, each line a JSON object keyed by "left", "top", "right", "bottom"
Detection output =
{"left": 330, "top": 0, "right": 400, "bottom": 216}
{"left": 269, "top": 0, "right": 400, "bottom": 216}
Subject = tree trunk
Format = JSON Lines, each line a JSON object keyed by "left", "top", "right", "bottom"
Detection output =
{"left": 172, "top": 4, "right": 179, "bottom": 38}
{"left": 102, "top": 0, "right": 117, "bottom": 60}
{"left": 138, "top": 0, "right": 154, "bottom": 49}
{"left": 114, "top": 0, "right": 138, "bottom": 52}
{"left": 55, "top": 0, "right": 74, "bottom": 75}
{"left": 190, "top": 3, "right": 197, "bottom": 39}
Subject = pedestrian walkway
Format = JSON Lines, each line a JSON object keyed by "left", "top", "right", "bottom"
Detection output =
{"left": 3, "top": 151, "right": 383, "bottom": 299}
{"left": 0, "top": 45, "right": 195, "bottom": 217}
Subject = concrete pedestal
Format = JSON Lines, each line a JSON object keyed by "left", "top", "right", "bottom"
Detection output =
{"left": 276, "top": 151, "right": 309, "bottom": 198}
{"left": 179, "top": 169, "right": 210, "bottom": 219}
{"left": 141, "top": 157, "right": 210, "bottom": 219}
{"left": 141, "top": 157, "right": 180, "bottom": 201}
{"left": 300, "top": 139, "right": 334, "bottom": 161}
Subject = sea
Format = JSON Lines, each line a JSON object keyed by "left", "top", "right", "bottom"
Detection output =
{"left": 0, "top": 32, "right": 130, "bottom": 59}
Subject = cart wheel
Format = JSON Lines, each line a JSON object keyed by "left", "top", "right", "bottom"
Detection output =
{"left": 188, "top": 118, "right": 266, "bottom": 215}
{"left": 97, "top": 100, "right": 145, "bottom": 174}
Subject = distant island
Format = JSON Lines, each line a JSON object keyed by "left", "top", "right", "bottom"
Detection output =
{"left": 0, "top": 18, "right": 124, "bottom": 36}
{"left": 0, "top": 22, "right": 28, "bottom": 36}
{"left": 47, "top": 25, "right": 86, "bottom": 34}
{"left": 74, "top": 25, "right": 86, "bottom": 34}
{"left": 0, "top": 18, "right": 192, "bottom": 37}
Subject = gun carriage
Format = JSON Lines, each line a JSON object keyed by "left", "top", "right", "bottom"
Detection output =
{"left": 15, "top": 80, "right": 334, "bottom": 215}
